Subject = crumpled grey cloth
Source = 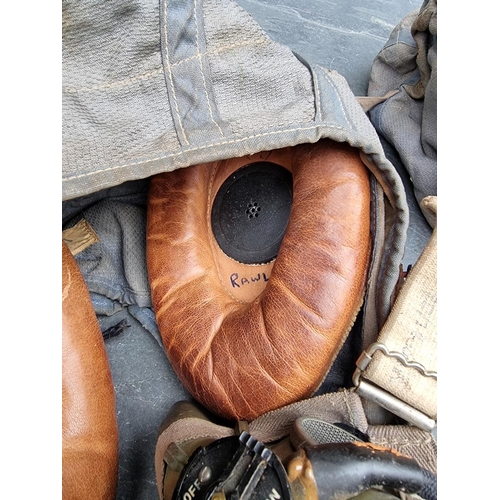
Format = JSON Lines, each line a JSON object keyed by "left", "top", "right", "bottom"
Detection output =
{"left": 367, "top": 0, "right": 437, "bottom": 216}
{"left": 62, "top": 183, "right": 164, "bottom": 346}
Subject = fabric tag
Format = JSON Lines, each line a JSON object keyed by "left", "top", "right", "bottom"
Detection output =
{"left": 62, "top": 219, "right": 99, "bottom": 255}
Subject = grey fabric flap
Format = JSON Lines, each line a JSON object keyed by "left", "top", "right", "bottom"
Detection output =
{"left": 63, "top": 0, "right": 404, "bottom": 203}
{"left": 62, "top": 0, "right": 410, "bottom": 330}
{"left": 367, "top": 0, "right": 437, "bottom": 208}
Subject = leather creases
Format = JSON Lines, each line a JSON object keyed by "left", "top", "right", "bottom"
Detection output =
{"left": 62, "top": 241, "right": 119, "bottom": 500}
{"left": 146, "top": 139, "right": 372, "bottom": 421}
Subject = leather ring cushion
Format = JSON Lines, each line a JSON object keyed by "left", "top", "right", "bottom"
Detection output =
{"left": 62, "top": 241, "right": 119, "bottom": 499}
{"left": 146, "top": 139, "right": 371, "bottom": 421}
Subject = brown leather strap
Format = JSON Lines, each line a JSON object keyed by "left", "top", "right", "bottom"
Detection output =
{"left": 62, "top": 240, "right": 119, "bottom": 499}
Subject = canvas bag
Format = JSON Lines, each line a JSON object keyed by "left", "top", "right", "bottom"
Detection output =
{"left": 62, "top": 0, "right": 408, "bottom": 346}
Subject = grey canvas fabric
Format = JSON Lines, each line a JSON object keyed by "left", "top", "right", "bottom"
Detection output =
{"left": 367, "top": 0, "right": 437, "bottom": 215}
{"left": 62, "top": 0, "right": 410, "bottom": 334}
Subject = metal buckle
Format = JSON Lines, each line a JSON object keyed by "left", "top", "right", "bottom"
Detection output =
{"left": 352, "top": 342, "right": 437, "bottom": 432}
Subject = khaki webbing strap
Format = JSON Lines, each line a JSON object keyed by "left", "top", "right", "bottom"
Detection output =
{"left": 353, "top": 196, "right": 437, "bottom": 430}
{"left": 367, "top": 424, "right": 437, "bottom": 475}
{"left": 250, "top": 392, "right": 437, "bottom": 474}
{"left": 156, "top": 392, "right": 367, "bottom": 499}
{"left": 62, "top": 218, "right": 99, "bottom": 255}
{"left": 248, "top": 390, "right": 369, "bottom": 442}
{"left": 356, "top": 89, "right": 399, "bottom": 113}
{"left": 155, "top": 393, "right": 437, "bottom": 499}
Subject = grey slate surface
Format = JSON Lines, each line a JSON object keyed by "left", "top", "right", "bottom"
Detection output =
{"left": 235, "top": 0, "right": 423, "bottom": 96}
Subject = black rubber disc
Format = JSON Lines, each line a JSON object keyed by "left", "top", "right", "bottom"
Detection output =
{"left": 211, "top": 162, "right": 293, "bottom": 264}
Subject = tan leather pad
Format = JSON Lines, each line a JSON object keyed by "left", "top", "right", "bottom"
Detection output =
{"left": 147, "top": 140, "right": 371, "bottom": 420}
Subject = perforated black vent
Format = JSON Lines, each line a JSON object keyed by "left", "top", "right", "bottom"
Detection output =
{"left": 211, "top": 162, "right": 293, "bottom": 264}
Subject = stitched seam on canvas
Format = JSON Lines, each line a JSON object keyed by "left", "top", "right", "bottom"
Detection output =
{"left": 194, "top": 0, "right": 224, "bottom": 138}
{"left": 314, "top": 70, "right": 323, "bottom": 122}
{"left": 232, "top": 118, "right": 316, "bottom": 134}
{"left": 62, "top": 124, "right": 340, "bottom": 182}
{"left": 163, "top": 0, "right": 189, "bottom": 145}
{"left": 341, "top": 389, "right": 356, "bottom": 427}
{"left": 62, "top": 68, "right": 164, "bottom": 93}
{"left": 170, "top": 38, "right": 271, "bottom": 69}
{"left": 318, "top": 67, "right": 352, "bottom": 130}
{"left": 62, "top": 41, "right": 271, "bottom": 93}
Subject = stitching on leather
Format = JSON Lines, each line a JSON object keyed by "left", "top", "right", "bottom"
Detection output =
{"left": 63, "top": 124, "right": 340, "bottom": 182}
{"left": 163, "top": 0, "right": 189, "bottom": 145}
{"left": 194, "top": 0, "right": 224, "bottom": 138}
